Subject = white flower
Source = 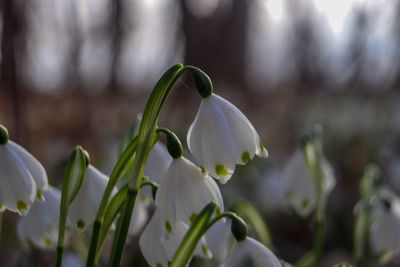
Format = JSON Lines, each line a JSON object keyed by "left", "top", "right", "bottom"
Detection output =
{"left": 128, "top": 190, "right": 149, "bottom": 236}
{"left": 205, "top": 220, "right": 233, "bottom": 264}
{"left": 187, "top": 94, "right": 268, "bottom": 183}
{"left": 282, "top": 150, "right": 335, "bottom": 217}
{"left": 61, "top": 253, "right": 84, "bottom": 267}
{"left": 0, "top": 137, "right": 49, "bottom": 215}
{"left": 155, "top": 156, "right": 224, "bottom": 234}
{"left": 221, "top": 237, "right": 281, "bottom": 267}
{"left": 370, "top": 188, "right": 400, "bottom": 255}
{"left": 68, "top": 165, "right": 113, "bottom": 231}
{"left": 139, "top": 211, "right": 211, "bottom": 267}
{"left": 139, "top": 210, "right": 169, "bottom": 267}
{"left": 145, "top": 142, "right": 172, "bottom": 183}
{"left": 17, "top": 187, "right": 61, "bottom": 249}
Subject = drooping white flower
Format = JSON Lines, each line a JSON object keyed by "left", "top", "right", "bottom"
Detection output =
{"left": 17, "top": 187, "right": 61, "bottom": 249}
{"left": 155, "top": 156, "right": 224, "bottom": 234}
{"left": 0, "top": 125, "right": 48, "bottom": 215}
{"left": 139, "top": 210, "right": 169, "bottom": 267}
{"left": 370, "top": 188, "right": 400, "bottom": 255}
{"left": 68, "top": 165, "right": 113, "bottom": 231}
{"left": 282, "top": 149, "right": 335, "bottom": 217}
{"left": 205, "top": 220, "right": 233, "bottom": 264}
{"left": 139, "top": 210, "right": 211, "bottom": 267}
{"left": 145, "top": 142, "right": 172, "bottom": 183}
{"left": 187, "top": 94, "right": 268, "bottom": 183}
{"left": 221, "top": 237, "right": 281, "bottom": 267}
{"left": 161, "top": 220, "right": 212, "bottom": 260}
{"left": 128, "top": 190, "right": 149, "bottom": 236}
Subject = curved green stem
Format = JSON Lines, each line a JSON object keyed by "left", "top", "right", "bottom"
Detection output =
{"left": 56, "top": 147, "right": 86, "bottom": 267}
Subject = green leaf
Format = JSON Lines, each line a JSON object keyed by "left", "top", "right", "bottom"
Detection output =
{"left": 170, "top": 202, "right": 217, "bottom": 267}
{"left": 234, "top": 202, "right": 273, "bottom": 249}
{"left": 296, "top": 252, "right": 315, "bottom": 267}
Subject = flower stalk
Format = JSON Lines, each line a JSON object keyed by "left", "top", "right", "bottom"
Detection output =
{"left": 56, "top": 146, "right": 86, "bottom": 267}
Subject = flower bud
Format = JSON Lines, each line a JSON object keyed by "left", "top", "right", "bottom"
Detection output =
{"left": 192, "top": 68, "right": 213, "bottom": 98}
{"left": 230, "top": 214, "right": 248, "bottom": 242}
{"left": 0, "top": 124, "right": 9, "bottom": 145}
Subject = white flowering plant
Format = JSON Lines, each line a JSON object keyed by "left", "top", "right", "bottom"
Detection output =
{"left": 2, "top": 64, "right": 396, "bottom": 267}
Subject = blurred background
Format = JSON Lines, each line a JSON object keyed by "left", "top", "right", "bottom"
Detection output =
{"left": 1, "top": 0, "right": 400, "bottom": 266}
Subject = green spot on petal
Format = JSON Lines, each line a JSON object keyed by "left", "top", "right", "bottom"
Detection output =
{"left": 77, "top": 220, "right": 86, "bottom": 230}
{"left": 302, "top": 199, "right": 310, "bottom": 209}
{"left": 165, "top": 220, "right": 173, "bottom": 234}
{"left": 201, "top": 244, "right": 209, "bottom": 256}
{"left": 37, "top": 189, "right": 43, "bottom": 200}
{"left": 241, "top": 151, "right": 250, "bottom": 164}
{"left": 200, "top": 166, "right": 207, "bottom": 175}
{"left": 216, "top": 206, "right": 222, "bottom": 216}
{"left": 215, "top": 164, "right": 228, "bottom": 177}
{"left": 189, "top": 213, "right": 198, "bottom": 224}
{"left": 43, "top": 237, "right": 53, "bottom": 247}
{"left": 0, "top": 203, "right": 4, "bottom": 211}
{"left": 156, "top": 263, "right": 163, "bottom": 267}
{"left": 17, "top": 200, "right": 28, "bottom": 214}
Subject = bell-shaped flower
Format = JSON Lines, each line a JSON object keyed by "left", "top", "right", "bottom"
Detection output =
{"left": 68, "top": 165, "right": 113, "bottom": 231}
{"left": 139, "top": 210, "right": 170, "bottom": 267}
{"left": 187, "top": 94, "right": 268, "bottom": 183}
{"left": 140, "top": 210, "right": 211, "bottom": 267}
{"left": 370, "top": 188, "right": 400, "bottom": 255}
{"left": 17, "top": 187, "right": 61, "bottom": 249}
{"left": 0, "top": 125, "right": 48, "bottom": 215}
{"left": 221, "top": 237, "right": 281, "bottom": 267}
{"left": 128, "top": 190, "right": 149, "bottom": 236}
{"left": 205, "top": 220, "right": 233, "bottom": 264}
{"left": 282, "top": 149, "right": 336, "bottom": 217}
{"left": 155, "top": 156, "right": 224, "bottom": 234}
{"left": 144, "top": 142, "right": 172, "bottom": 183}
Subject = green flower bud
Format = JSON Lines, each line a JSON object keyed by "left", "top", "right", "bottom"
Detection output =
{"left": 230, "top": 214, "right": 248, "bottom": 242}
{"left": 0, "top": 124, "right": 9, "bottom": 145}
{"left": 192, "top": 68, "right": 213, "bottom": 98}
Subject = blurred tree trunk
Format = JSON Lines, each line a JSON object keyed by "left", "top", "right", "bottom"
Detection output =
{"left": 1, "top": 0, "right": 26, "bottom": 142}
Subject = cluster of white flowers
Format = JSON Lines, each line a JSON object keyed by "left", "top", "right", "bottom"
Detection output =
{"left": 0, "top": 91, "right": 279, "bottom": 267}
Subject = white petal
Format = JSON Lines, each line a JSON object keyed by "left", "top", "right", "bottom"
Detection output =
{"left": 222, "top": 237, "right": 281, "bottom": 267}
{"left": 128, "top": 191, "right": 149, "bottom": 236}
{"left": 282, "top": 150, "right": 316, "bottom": 217}
{"left": 188, "top": 98, "right": 236, "bottom": 181}
{"left": 188, "top": 94, "right": 267, "bottom": 183}
{"left": 205, "top": 220, "right": 233, "bottom": 263}
{"left": 8, "top": 141, "right": 49, "bottom": 199}
{"left": 68, "top": 165, "right": 111, "bottom": 231}
{"left": 0, "top": 144, "right": 36, "bottom": 215}
{"left": 155, "top": 161, "right": 178, "bottom": 235}
{"left": 139, "top": 210, "right": 169, "bottom": 267}
{"left": 61, "top": 253, "right": 85, "bottom": 267}
{"left": 17, "top": 187, "right": 61, "bottom": 249}
{"left": 162, "top": 221, "right": 212, "bottom": 261}
{"left": 144, "top": 142, "right": 172, "bottom": 183}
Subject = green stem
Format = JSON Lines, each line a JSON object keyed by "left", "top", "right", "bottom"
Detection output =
{"left": 0, "top": 212, "right": 3, "bottom": 242}
{"left": 56, "top": 147, "right": 85, "bottom": 267}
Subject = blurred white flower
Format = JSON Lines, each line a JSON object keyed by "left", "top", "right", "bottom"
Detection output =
{"left": 256, "top": 171, "right": 289, "bottom": 212}
{"left": 187, "top": 94, "right": 267, "bottom": 183}
{"left": 221, "top": 237, "right": 281, "bottom": 267}
{"left": 155, "top": 156, "right": 223, "bottom": 234}
{"left": 61, "top": 252, "right": 84, "bottom": 267}
{"left": 145, "top": 142, "right": 172, "bottom": 183}
{"left": 68, "top": 165, "right": 113, "bottom": 231}
{"left": 0, "top": 124, "right": 48, "bottom": 215}
{"left": 282, "top": 150, "right": 336, "bottom": 217}
{"left": 371, "top": 188, "right": 400, "bottom": 255}
{"left": 17, "top": 187, "right": 60, "bottom": 249}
